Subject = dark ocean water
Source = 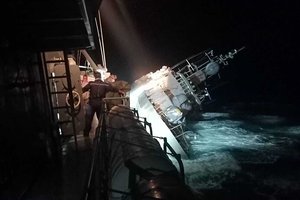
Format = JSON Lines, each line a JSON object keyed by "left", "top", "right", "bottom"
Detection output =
{"left": 171, "top": 103, "right": 300, "bottom": 200}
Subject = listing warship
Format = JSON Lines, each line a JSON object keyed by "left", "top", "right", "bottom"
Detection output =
{"left": 130, "top": 47, "right": 245, "bottom": 158}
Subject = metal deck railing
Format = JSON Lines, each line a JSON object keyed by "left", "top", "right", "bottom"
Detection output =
{"left": 83, "top": 102, "right": 186, "bottom": 200}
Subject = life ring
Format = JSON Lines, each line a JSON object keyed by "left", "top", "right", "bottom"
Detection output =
{"left": 66, "top": 90, "right": 81, "bottom": 109}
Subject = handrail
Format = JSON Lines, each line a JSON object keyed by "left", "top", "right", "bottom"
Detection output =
{"left": 177, "top": 72, "right": 202, "bottom": 105}
{"left": 103, "top": 96, "right": 129, "bottom": 101}
{"left": 131, "top": 108, "right": 185, "bottom": 181}
{"left": 162, "top": 137, "right": 185, "bottom": 181}
{"left": 83, "top": 105, "right": 186, "bottom": 199}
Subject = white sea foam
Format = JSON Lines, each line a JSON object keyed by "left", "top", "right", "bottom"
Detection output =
{"left": 174, "top": 112, "right": 300, "bottom": 190}
{"left": 170, "top": 152, "right": 240, "bottom": 189}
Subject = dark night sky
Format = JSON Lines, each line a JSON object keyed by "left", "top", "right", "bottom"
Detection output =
{"left": 100, "top": 0, "right": 299, "bottom": 107}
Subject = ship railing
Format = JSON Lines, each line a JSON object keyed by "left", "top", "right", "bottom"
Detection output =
{"left": 171, "top": 49, "right": 212, "bottom": 71}
{"left": 103, "top": 97, "right": 155, "bottom": 137}
{"left": 171, "top": 48, "right": 245, "bottom": 107}
{"left": 103, "top": 96, "right": 130, "bottom": 110}
{"left": 95, "top": 106, "right": 185, "bottom": 198}
{"left": 173, "top": 47, "right": 245, "bottom": 84}
{"left": 136, "top": 116, "right": 153, "bottom": 136}
{"left": 125, "top": 107, "right": 185, "bottom": 181}
{"left": 176, "top": 72, "right": 203, "bottom": 105}
{"left": 172, "top": 47, "right": 244, "bottom": 74}
{"left": 168, "top": 123, "right": 190, "bottom": 155}
{"left": 149, "top": 101, "right": 191, "bottom": 156}
{"left": 150, "top": 135, "right": 185, "bottom": 181}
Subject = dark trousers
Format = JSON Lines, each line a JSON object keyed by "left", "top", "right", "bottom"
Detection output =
{"left": 83, "top": 103, "right": 103, "bottom": 136}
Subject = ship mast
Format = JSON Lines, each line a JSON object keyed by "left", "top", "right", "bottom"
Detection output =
{"left": 96, "top": 9, "right": 107, "bottom": 70}
{"left": 80, "top": 9, "right": 107, "bottom": 77}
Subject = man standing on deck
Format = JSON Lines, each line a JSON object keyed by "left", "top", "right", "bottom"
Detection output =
{"left": 82, "top": 71, "right": 124, "bottom": 137}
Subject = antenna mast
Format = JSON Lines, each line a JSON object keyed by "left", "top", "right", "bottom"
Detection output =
{"left": 95, "top": 9, "right": 107, "bottom": 70}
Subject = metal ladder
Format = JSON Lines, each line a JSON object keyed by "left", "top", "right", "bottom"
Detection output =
{"left": 41, "top": 50, "right": 78, "bottom": 150}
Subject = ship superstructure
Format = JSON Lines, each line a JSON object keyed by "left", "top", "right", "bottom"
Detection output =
{"left": 130, "top": 48, "right": 245, "bottom": 158}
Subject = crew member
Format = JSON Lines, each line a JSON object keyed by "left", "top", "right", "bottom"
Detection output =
{"left": 82, "top": 71, "right": 124, "bottom": 137}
